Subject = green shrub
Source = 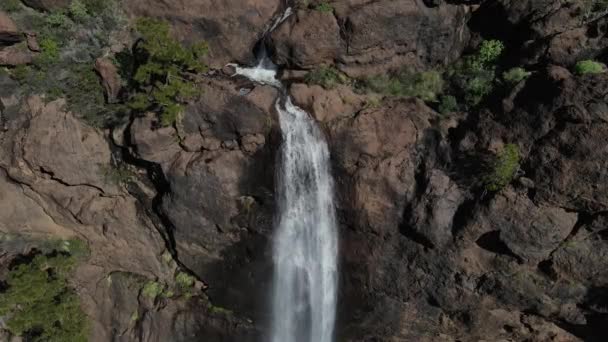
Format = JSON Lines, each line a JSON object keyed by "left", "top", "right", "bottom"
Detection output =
{"left": 0, "top": 253, "right": 89, "bottom": 341}
{"left": 305, "top": 66, "right": 348, "bottom": 89}
{"left": 503, "top": 67, "right": 531, "bottom": 84}
{"left": 448, "top": 39, "right": 505, "bottom": 107}
{"left": 485, "top": 144, "right": 520, "bottom": 191}
{"left": 1, "top": 0, "right": 22, "bottom": 12}
{"left": 128, "top": 18, "right": 208, "bottom": 126}
{"left": 10, "top": 65, "right": 32, "bottom": 83}
{"left": 101, "top": 163, "right": 134, "bottom": 185}
{"left": 438, "top": 95, "right": 458, "bottom": 114}
{"left": 463, "top": 70, "right": 495, "bottom": 106}
{"left": 476, "top": 40, "right": 504, "bottom": 65}
{"left": 34, "top": 37, "right": 61, "bottom": 69}
{"left": 315, "top": 2, "right": 334, "bottom": 12}
{"left": 45, "top": 12, "right": 72, "bottom": 30}
{"left": 574, "top": 60, "right": 605, "bottom": 75}
{"left": 408, "top": 71, "right": 444, "bottom": 101}
{"left": 83, "top": 0, "right": 111, "bottom": 15}
{"left": 63, "top": 64, "right": 127, "bottom": 127}
{"left": 69, "top": 0, "right": 89, "bottom": 22}
{"left": 175, "top": 272, "right": 195, "bottom": 289}
{"left": 141, "top": 281, "right": 164, "bottom": 300}
{"left": 362, "top": 70, "right": 444, "bottom": 102}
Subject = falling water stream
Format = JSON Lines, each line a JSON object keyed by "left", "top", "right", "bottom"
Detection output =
{"left": 232, "top": 9, "right": 338, "bottom": 342}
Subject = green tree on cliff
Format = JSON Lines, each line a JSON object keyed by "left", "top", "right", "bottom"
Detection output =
{"left": 128, "top": 18, "right": 208, "bottom": 126}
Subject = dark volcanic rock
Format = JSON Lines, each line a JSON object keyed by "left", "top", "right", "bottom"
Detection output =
{"left": 271, "top": 0, "right": 470, "bottom": 76}
{"left": 122, "top": 0, "right": 283, "bottom": 68}
{"left": 21, "top": 0, "right": 70, "bottom": 11}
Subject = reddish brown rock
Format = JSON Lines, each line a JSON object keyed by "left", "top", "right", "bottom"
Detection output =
{"left": 122, "top": 0, "right": 282, "bottom": 68}
{"left": 0, "top": 44, "right": 33, "bottom": 66}
{"left": 94, "top": 57, "right": 122, "bottom": 103}
{"left": 25, "top": 32, "right": 40, "bottom": 51}
{"left": 270, "top": 9, "right": 344, "bottom": 67}
{"left": 289, "top": 83, "right": 366, "bottom": 122}
{"left": 0, "top": 11, "right": 20, "bottom": 45}
{"left": 271, "top": 1, "right": 470, "bottom": 76}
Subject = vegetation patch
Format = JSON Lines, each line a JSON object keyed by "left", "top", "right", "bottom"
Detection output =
{"left": 446, "top": 39, "right": 505, "bottom": 107}
{"left": 438, "top": 95, "right": 458, "bottom": 114}
{"left": 101, "top": 163, "right": 135, "bottom": 185}
{"left": 175, "top": 272, "right": 195, "bottom": 289}
{"left": 503, "top": 67, "right": 531, "bottom": 84}
{"left": 305, "top": 66, "right": 348, "bottom": 89}
{"left": 315, "top": 2, "right": 334, "bottom": 12}
{"left": 360, "top": 70, "right": 444, "bottom": 102}
{"left": 0, "top": 0, "right": 22, "bottom": 12}
{"left": 6, "top": 0, "right": 126, "bottom": 127}
{"left": 0, "top": 245, "right": 89, "bottom": 341}
{"left": 141, "top": 281, "right": 164, "bottom": 300}
{"left": 484, "top": 144, "right": 520, "bottom": 192}
{"left": 574, "top": 60, "right": 605, "bottom": 75}
{"left": 127, "top": 18, "right": 208, "bottom": 126}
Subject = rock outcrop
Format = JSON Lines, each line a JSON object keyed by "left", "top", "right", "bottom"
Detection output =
{"left": 122, "top": 0, "right": 283, "bottom": 68}
{"left": 271, "top": 0, "right": 471, "bottom": 76}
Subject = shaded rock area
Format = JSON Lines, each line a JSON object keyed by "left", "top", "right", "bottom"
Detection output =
{"left": 270, "top": 0, "right": 471, "bottom": 76}
{"left": 1, "top": 0, "right": 608, "bottom": 341}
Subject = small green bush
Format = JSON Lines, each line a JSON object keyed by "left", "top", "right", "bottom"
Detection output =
{"left": 477, "top": 40, "right": 505, "bottom": 65}
{"left": 305, "top": 66, "right": 348, "bottom": 89}
{"left": 438, "top": 95, "right": 458, "bottom": 114}
{"left": 484, "top": 144, "right": 520, "bottom": 192}
{"left": 45, "top": 12, "right": 72, "bottom": 30}
{"left": 574, "top": 60, "right": 605, "bottom": 75}
{"left": 69, "top": 0, "right": 89, "bottom": 22}
{"left": 315, "top": 2, "right": 334, "bottom": 12}
{"left": 34, "top": 37, "right": 61, "bottom": 69}
{"left": 448, "top": 39, "right": 505, "bottom": 107}
{"left": 83, "top": 0, "right": 112, "bottom": 15}
{"left": 409, "top": 71, "right": 444, "bottom": 102}
{"left": 1, "top": 0, "right": 22, "bottom": 12}
{"left": 142, "top": 281, "right": 164, "bottom": 300}
{"left": 101, "top": 164, "right": 134, "bottom": 185}
{"left": 10, "top": 65, "right": 31, "bottom": 83}
{"left": 175, "top": 272, "right": 195, "bottom": 289}
{"left": 503, "top": 67, "right": 531, "bottom": 84}
{"left": 128, "top": 18, "right": 208, "bottom": 126}
{"left": 463, "top": 70, "right": 495, "bottom": 106}
{"left": 0, "top": 253, "right": 89, "bottom": 341}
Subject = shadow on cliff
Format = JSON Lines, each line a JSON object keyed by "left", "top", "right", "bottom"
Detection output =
{"left": 201, "top": 123, "right": 282, "bottom": 340}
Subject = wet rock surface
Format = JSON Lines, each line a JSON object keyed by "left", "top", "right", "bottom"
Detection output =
{"left": 1, "top": 0, "right": 608, "bottom": 341}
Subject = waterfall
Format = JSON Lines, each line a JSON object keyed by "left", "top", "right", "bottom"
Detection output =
{"left": 232, "top": 27, "right": 338, "bottom": 342}
{"left": 271, "top": 97, "right": 338, "bottom": 342}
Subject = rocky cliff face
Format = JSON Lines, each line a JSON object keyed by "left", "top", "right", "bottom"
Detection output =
{"left": 1, "top": 0, "right": 607, "bottom": 341}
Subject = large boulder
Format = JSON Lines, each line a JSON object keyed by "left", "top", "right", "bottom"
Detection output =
{"left": 21, "top": 0, "right": 70, "bottom": 11}
{"left": 271, "top": 0, "right": 470, "bottom": 76}
{"left": 0, "top": 11, "right": 21, "bottom": 45}
{"left": 122, "top": 0, "right": 283, "bottom": 68}
{"left": 0, "top": 43, "right": 33, "bottom": 66}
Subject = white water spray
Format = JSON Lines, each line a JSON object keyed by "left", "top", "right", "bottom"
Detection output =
{"left": 233, "top": 27, "right": 338, "bottom": 342}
